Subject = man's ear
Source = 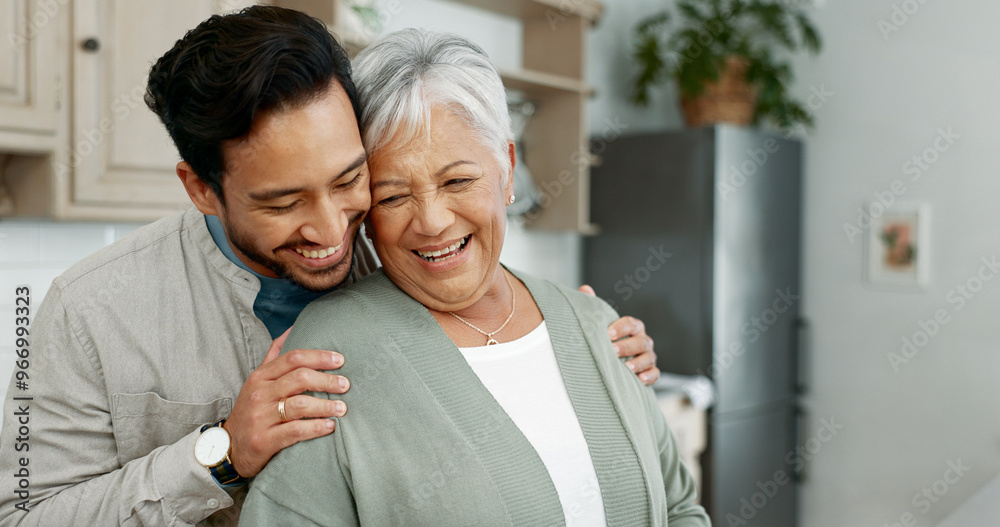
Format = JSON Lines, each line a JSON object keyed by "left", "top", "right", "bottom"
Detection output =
{"left": 177, "top": 161, "right": 222, "bottom": 216}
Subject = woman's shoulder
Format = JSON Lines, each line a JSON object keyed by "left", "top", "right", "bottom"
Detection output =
{"left": 508, "top": 267, "right": 620, "bottom": 323}
{"left": 296, "top": 269, "right": 398, "bottom": 319}
{"left": 282, "top": 269, "right": 408, "bottom": 355}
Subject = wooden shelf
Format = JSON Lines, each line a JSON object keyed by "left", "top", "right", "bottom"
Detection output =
{"left": 438, "top": 0, "right": 602, "bottom": 24}
{"left": 499, "top": 68, "right": 593, "bottom": 97}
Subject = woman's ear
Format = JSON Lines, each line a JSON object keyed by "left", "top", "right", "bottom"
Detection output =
{"left": 177, "top": 161, "right": 222, "bottom": 216}
{"left": 505, "top": 141, "right": 516, "bottom": 199}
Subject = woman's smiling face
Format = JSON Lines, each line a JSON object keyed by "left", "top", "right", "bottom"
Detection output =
{"left": 367, "top": 105, "right": 514, "bottom": 312}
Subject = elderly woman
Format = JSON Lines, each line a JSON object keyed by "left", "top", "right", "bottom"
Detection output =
{"left": 240, "top": 29, "right": 710, "bottom": 527}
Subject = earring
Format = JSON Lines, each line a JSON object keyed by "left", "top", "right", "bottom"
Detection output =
{"left": 509, "top": 195, "right": 516, "bottom": 204}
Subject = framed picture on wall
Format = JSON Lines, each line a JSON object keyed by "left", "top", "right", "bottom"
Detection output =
{"left": 866, "top": 202, "right": 930, "bottom": 288}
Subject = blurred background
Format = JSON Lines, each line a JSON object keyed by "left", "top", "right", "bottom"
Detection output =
{"left": 1, "top": 1, "right": 998, "bottom": 525}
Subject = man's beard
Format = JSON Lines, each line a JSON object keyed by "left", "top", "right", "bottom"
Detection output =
{"left": 223, "top": 214, "right": 361, "bottom": 292}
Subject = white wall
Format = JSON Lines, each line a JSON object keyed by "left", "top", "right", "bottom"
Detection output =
{"left": 790, "top": 1, "right": 1000, "bottom": 526}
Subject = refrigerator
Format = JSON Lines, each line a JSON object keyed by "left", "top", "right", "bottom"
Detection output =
{"left": 583, "top": 125, "right": 804, "bottom": 526}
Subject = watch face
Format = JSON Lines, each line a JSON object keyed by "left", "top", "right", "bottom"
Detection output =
{"left": 194, "top": 426, "right": 231, "bottom": 467}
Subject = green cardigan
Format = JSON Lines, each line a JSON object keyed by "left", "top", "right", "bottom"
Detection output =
{"left": 240, "top": 269, "right": 710, "bottom": 527}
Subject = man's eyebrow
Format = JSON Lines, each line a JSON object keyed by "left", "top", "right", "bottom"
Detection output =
{"left": 247, "top": 152, "right": 368, "bottom": 202}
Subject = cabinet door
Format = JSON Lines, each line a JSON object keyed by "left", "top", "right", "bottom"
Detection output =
{"left": 0, "top": 0, "right": 58, "bottom": 137}
{"left": 70, "top": 0, "right": 251, "bottom": 210}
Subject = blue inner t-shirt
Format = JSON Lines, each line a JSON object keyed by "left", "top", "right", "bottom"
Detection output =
{"left": 205, "top": 214, "right": 327, "bottom": 339}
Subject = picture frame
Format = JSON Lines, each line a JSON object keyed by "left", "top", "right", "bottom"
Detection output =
{"left": 866, "top": 202, "right": 930, "bottom": 288}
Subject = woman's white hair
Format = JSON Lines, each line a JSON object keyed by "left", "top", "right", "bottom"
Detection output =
{"left": 352, "top": 29, "right": 513, "bottom": 179}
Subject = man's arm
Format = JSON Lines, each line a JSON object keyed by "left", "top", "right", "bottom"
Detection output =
{"left": 0, "top": 284, "right": 231, "bottom": 526}
{"left": 0, "top": 285, "right": 348, "bottom": 526}
{"left": 579, "top": 285, "right": 661, "bottom": 385}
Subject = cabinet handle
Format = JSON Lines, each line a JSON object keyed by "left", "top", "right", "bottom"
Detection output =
{"left": 81, "top": 38, "right": 100, "bottom": 52}
{"left": 792, "top": 405, "right": 807, "bottom": 483}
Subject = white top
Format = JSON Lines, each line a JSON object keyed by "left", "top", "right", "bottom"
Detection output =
{"left": 459, "top": 322, "right": 608, "bottom": 527}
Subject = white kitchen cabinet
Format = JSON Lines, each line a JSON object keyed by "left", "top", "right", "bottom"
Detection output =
{"left": 64, "top": 0, "right": 252, "bottom": 218}
{"left": 0, "top": 0, "right": 60, "bottom": 146}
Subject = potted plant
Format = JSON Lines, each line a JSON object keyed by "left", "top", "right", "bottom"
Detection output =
{"left": 631, "top": 0, "right": 822, "bottom": 130}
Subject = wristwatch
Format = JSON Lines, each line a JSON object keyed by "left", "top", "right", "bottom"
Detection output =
{"left": 194, "top": 419, "right": 245, "bottom": 486}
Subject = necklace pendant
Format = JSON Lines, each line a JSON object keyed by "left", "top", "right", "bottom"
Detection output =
{"left": 486, "top": 336, "right": 499, "bottom": 346}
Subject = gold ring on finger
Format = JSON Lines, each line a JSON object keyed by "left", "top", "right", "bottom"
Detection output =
{"left": 278, "top": 397, "right": 290, "bottom": 423}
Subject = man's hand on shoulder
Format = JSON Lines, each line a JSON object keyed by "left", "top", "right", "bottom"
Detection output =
{"left": 222, "top": 327, "right": 350, "bottom": 477}
{"left": 579, "top": 285, "right": 660, "bottom": 386}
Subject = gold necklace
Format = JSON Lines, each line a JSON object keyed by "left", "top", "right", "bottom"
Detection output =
{"left": 449, "top": 271, "right": 516, "bottom": 346}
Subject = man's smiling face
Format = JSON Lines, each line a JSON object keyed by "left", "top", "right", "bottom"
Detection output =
{"left": 183, "top": 81, "right": 371, "bottom": 292}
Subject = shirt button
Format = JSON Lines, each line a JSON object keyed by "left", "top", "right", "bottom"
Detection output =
{"left": 207, "top": 498, "right": 220, "bottom": 509}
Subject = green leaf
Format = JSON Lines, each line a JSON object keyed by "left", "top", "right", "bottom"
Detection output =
{"left": 631, "top": 36, "right": 667, "bottom": 105}
{"left": 678, "top": 1, "right": 707, "bottom": 24}
{"left": 636, "top": 11, "right": 670, "bottom": 36}
{"left": 797, "top": 13, "right": 822, "bottom": 53}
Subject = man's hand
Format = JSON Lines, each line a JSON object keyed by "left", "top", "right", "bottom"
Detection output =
{"left": 579, "top": 285, "right": 660, "bottom": 386}
{"left": 222, "top": 328, "right": 349, "bottom": 477}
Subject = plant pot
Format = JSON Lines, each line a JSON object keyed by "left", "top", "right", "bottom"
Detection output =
{"left": 679, "top": 56, "right": 757, "bottom": 127}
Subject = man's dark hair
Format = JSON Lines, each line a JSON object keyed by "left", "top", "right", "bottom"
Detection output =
{"left": 145, "top": 5, "right": 359, "bottom": 200}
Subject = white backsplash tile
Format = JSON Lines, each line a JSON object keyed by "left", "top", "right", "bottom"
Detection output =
{"left": 0, "top": 222, "right": 40, "bottom": 263}
{"left": 38, "top": 224, "right": 115, "bottom": 264}
{"left": 115, "top": 223, "right": 147, "bottom": 241}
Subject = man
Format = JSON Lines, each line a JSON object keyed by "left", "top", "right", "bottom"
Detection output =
{"left": 0, "top": 6, "right": 660, "bottom": 526}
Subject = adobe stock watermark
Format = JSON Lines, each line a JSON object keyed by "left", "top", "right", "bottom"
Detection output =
{"left": 716, "top": 84, "right": 833, "bottom": 201}
{"left": 523, "top": 116, "right": 629, "bottom": 222}
{"left": 725, "top": 416, "right": 844, "bottom": 526}
{"left": 716, "top": 138, "right": 782, "bottom": 201}
{"left": 882, "top": 458, "right": 971, "bottom": 527}
{"left": 53, "top": 84, "right": 149, "bottom": 178}
{"left": 887, "top": 254, "right": 998, "bottom": 372}
{"left": 699, "top": 287, "right": 800, "bottom": 378}
{"left": 607, "top": 244, "right": 673, "bottom": 305}
{"left": 843, "top": 127, "right": 958, "bottom": 243}
{"left": 7, "top": 0, "right": 69, "bottom": 52}
{"left": 878, "top": 0, "right": 933, "bottom": 42}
